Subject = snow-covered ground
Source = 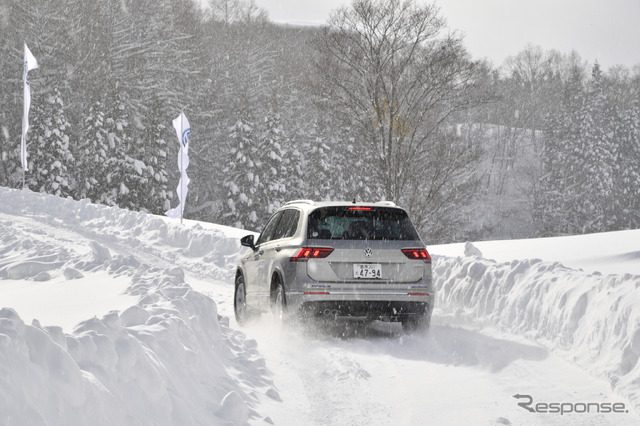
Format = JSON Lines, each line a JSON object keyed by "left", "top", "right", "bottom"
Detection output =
{"left": 1, "top": 187, "right": 639, "bottom": 425}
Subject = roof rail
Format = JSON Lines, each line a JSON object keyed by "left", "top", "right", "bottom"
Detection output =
{"left": 284, "top": 199, "right": 315, "bottom": 206}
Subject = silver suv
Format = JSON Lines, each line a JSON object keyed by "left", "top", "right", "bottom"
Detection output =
{"left": 233, "top": 200, "right": 433, "bottom": 332}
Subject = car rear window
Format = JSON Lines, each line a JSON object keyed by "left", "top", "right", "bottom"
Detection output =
{"left": 307, "top": 207, "right": 421, "bottom": 241}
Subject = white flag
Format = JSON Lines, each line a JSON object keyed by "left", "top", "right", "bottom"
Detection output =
{"left": 165, "top": 112, "right": 191, "bottom": 219}
{"left": 21, "top": 44, "right": 38, "bottom": 172}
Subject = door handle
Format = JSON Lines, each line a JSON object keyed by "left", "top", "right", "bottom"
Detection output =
{"left": 275, "top": 247, "right": 282, "bottom": 252}
{"left": 259, "top": 250, "right": 264, "bottom": 255}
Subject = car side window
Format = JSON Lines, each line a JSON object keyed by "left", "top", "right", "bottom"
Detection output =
{"left": 272, "top": 209, "right": 300, "bottom": 240}
{"left": 256, "top": 211, "right": 284, "bottom": 246}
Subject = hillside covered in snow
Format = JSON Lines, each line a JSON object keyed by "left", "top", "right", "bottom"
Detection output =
{"left": 1, "top": 187, "right": 639, "bottom": 425}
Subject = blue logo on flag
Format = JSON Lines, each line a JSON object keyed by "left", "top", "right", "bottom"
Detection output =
{"left": 182, "top": 128, "right": 190, "bottom": 147}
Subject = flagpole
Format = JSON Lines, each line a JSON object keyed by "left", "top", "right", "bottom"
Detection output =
{"left": 22, "top": 48, "right": 26, "bottom": 191}
{"left": 180, "top": 110, "right": 183, "bottom": 225}
{"left": 180, "top": 141, "right": 184, "bottom": 225}
{"left": 180, "top": 142, "right": 183, "bottom": 225}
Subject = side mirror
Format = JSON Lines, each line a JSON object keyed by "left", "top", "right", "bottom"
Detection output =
{"left": 240, "top": 234, "right": 256, "bottom": 251}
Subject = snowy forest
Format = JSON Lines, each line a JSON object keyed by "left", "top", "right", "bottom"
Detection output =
{"left": 1, "top": 0, "right": 639, "bottom": 243}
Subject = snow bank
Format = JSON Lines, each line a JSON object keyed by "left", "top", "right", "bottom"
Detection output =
{"left": 0, "top": 273, "right": 275, "bottom": 425}
{"left": 434, "top": 254, "right": 640, "bottom": 415}
{"left": 433, "top": 230, "right": 640, "bottom": 276}
{"left": 0, "top": 188, "right": 276, "bottom": 424}
{"left": 0, "top": 188, "right": 246, "bottom": 282}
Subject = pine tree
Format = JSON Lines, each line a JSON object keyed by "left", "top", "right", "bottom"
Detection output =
{"left": 300, "top": 118, "right": 333, "bottom": 200}
{"left": 261, "top": 113, "right": 294, "bottom": 211}
{"left": 27, "top": 88, "right": 74, "bottom": 197}
{"left": 535, "top": 63, "right": 621, "bottom": 235}
{"left": 0, "top": 1, "right": 21, "bottom": 186}
{"left": 76, "top": 100, "right": 111, "bottom": 203}
{"left": 142, "top": 95, "right": 172, "bottom": 214}
{"left": 77, "top": 90, "right": 136, "bottom": 208}
{"left": 577, "top": 63, "right": 617, "bottom": 233}
{"left": 222, "top": 118, "right": 262, "bottom": 230}
{"left": 534, "top": 65, "right": 586, "bottom": 235}
{"left": 615, "top": 93, "right": 640, "bottom": 229}
{"left": 104, "top": 90, "right": 145, "bottom": 210}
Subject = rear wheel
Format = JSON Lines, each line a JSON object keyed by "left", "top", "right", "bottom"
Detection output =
{"left": 234, "top": 273, "right": 253, "bottom": 326}
{"left": 271, "top": 280, "right": 288, "bottom": 323}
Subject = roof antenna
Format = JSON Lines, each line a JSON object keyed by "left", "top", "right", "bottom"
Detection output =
{"left": 352, "top": 197, "right": 356, "bottom": 204}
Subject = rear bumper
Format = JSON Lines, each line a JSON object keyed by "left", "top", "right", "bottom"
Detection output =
{"left": 288, "top": 289, "right": 433, "bottom": 321}
{"left": 299, "top": 300, "right": 430, "bottom": 321}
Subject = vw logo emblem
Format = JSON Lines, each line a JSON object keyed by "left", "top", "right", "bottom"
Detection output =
{"left": 364, "top": 248, "right": 373, "bottom": 257}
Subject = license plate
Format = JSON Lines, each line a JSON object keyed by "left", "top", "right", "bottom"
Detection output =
{"left": 353, "top": 264, "right": 382, "bottom": 279}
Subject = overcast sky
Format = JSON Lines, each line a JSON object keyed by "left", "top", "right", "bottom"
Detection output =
{"left": 251, "top": 0, "right": 640, "bottom": 69}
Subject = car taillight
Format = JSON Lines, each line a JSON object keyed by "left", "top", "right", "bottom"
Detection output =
{"left": 290, "top": 247, "right": 334, "bottom": 262}
{"left": 401, "top": 248, "right": 431, "bottom": 263}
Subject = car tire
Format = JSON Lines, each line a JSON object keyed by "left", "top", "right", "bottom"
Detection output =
{"left": 271, "top": 280, "right": 288, "bottom": 323}
{"left": 234, "top": 273, "right": 253, "bottom": 326}
{"left": 401, "top": 313, "right": 430, "bottom": 334}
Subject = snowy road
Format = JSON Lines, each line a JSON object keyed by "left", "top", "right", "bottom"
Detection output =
{"left": 1, "top": 187, "right": 639, "bottom": 425}
{"left": 194, "top": 275, "right": 636, "bottom": 426}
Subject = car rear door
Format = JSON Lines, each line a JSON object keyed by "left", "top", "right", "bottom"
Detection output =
{"left": 246, "top": 209, "right": 301, "bottom": 309}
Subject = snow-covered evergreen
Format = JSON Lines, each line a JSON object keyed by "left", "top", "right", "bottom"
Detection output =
{"left": 103, "top": 91, "right": 140, "bottom": 210}
{"left": 301, "top": 118, "right": 334, "bottom": 201}
{"left": 261, "top": 113, "right": 295, "bottom": 212}
{"left": 536, "top": 63, "right": 639, "bottom": 236}
{"left": 76, "top": 100, "right": 111, "bottom": 202}
{"left": 222, "top": 118, "right": 262, "bottom": 230}
{"left": 142, "top": 96, "right": 172, "bottom": 214}
{"left": 27, "top": 88, "right": 74, "bottom": 197}
{"left": 615, "top": 93, "right": 640, "bottom": 229}
{"left": 577, "top": 63, "right": 618, "bottom": 233}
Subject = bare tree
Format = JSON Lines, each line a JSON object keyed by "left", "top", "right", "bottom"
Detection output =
{"left": 311, "top": 0, "right": 490, "bottom": 239}
{"left": 207, "top": 0, "right": 268, "bottom": 25}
